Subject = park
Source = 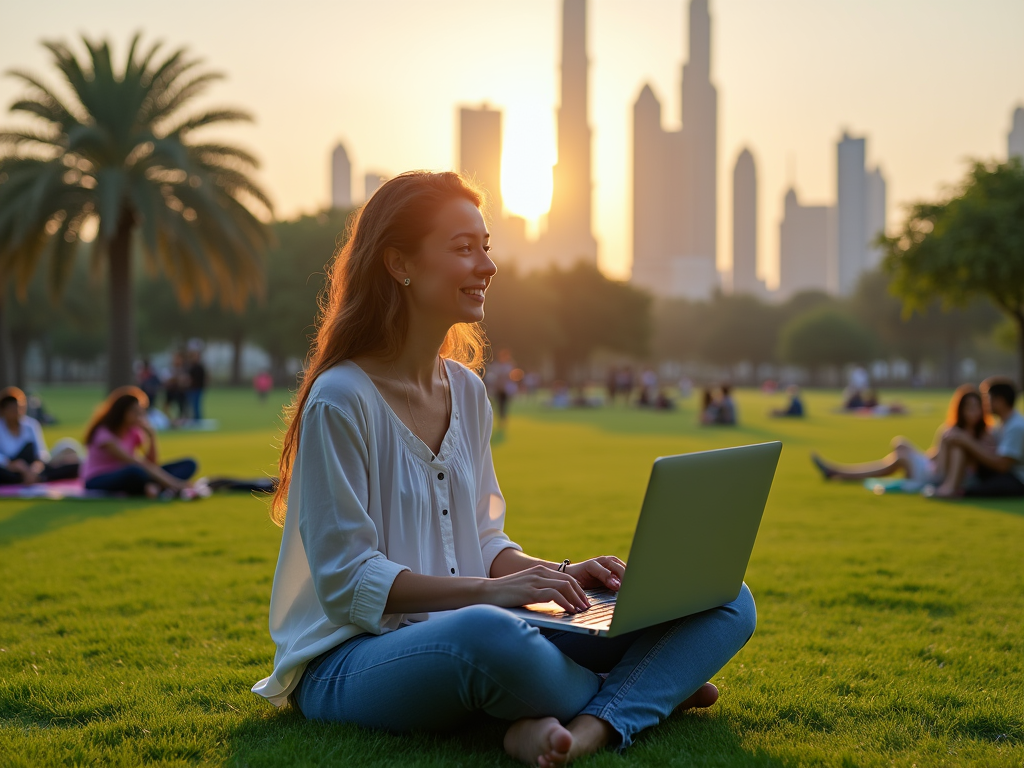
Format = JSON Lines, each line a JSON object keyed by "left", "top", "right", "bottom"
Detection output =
{"left": 2, "top": 2, "right": 1024, "bottom": 766}
{"left": 1, "top": 387, "right": 1022, "bottom": 766}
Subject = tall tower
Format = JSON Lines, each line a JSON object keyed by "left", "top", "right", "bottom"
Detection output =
{"left": 331, "top": 143, "right": 352, "bottom": 209}
{"left": 865, "top": 166, "right": 887, "bottom": 270}
{"left": 631, "top": 85, "right": 668, "bottom": 293}
{"left": 541, "top": 0, "right": 598, "bottom": 269}
{"left": 837, "top": 132, "right": 866, "bottom": 295}
{"left": 459, "top": 105, "right": 503, "bottom": 223}
{"left": 679, "top": 0, "right": 718, "bottom": 289}
{"left": 1010, "top": 106, "right": 1024, "bottom": 161}
{"left": 731, "top": 148, "right": 758, "bottom": 295}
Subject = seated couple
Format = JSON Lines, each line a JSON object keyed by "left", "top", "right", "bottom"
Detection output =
{"left": 813, "top": 378, "right": 1024, "bottom": 498}
{"left": 0, "top": 387, "right": 80, "bottom": 485}
{"left": 700, "top": 385, "right": 737, "bottom": 426}
{"left": 82, "top": 386, "right": 202, "bottom": 499}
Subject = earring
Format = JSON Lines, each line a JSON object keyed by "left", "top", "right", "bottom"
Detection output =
{"left": 403, "top": 278, "right": 411, "bottom": 286}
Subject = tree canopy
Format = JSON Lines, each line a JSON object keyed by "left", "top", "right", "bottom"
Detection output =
{"left": 0, "top": 34, "right": 272, "bottom": 389}
{"left": 883, "top": 159, "right": 1024, "bottom": 384}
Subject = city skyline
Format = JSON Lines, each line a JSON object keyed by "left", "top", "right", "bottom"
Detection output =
{"left": 2, "top": 0, "right": 1022, "bottom": 284}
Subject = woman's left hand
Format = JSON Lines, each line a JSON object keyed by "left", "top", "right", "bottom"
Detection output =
{"left": 565, "top": 556, "right": 626, "bottom": 592}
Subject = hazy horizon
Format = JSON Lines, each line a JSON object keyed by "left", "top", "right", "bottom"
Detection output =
{"left": 2, "top": 0, "right": 1022, "bottom": 285}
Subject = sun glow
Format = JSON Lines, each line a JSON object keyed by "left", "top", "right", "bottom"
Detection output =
{"left": 500, "top": 109, "right": 555, "bottom": 238}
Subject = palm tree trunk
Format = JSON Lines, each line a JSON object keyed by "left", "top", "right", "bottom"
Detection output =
{"left": 106, "top": 208, "right": 137, "bottom": 391}
{"left": 0, "top": 293, "right": 10, "bottom": 386}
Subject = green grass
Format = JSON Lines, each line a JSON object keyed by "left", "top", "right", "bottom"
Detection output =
{"left": 1, "top": 386, "right": 1022, "bottom": 767}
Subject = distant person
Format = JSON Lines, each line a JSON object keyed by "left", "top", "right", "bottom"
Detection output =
{"left": 489, "top": 349, "right": 516, "bottom": 430}
{"left": 606, "top": 366, "right": 618, "bottom": 405}
{"left": 940, "top": 377, "right": 1024, "bottom": 498}
{"left": 0, "top": 388, "right": 79, "bottom": 484}
{"left": 771, "top": 385, "right": 805, "bottom": 418}
{"left": 654, "top": 389, "right": 675, "bottom": 411}
{"left": 811, "top": 384, "right": 989, "bottom": 494}
{"left": 186, "top": 348, "right": 208, "bottom": 421}
{"left": 718, "top": 385, "right": 738, "bottom": 425}
{"left": 163, "top": 352, "right": 189, "bottom": 424}
{"left": 137, "top": 358, "right": 163, "bottom": 405}
{"left": 25, "top": 392, "right": 57, "bottom": 425}
{"left": 254, "top": 371, "right": 274, "bottom": 402}
{"left": 82, "top": 386, "right": 198, "bottom": 498}
{"left": 640, "top": 368, "right": 658, "bottom": 406}
{"left": 699, "top": 388, "right": 721, "bottom": 425}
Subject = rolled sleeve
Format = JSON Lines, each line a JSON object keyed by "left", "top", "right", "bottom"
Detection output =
{"left": 475, "top": 401, "right": 522, "bottom": 576}
{"left": 295, "top": 400, "right": 408, "bottom": 633}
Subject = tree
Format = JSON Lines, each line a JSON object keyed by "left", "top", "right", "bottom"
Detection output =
{"left": 883, "top": 159, "right": 1024, "bottom": 385}
{"left": 777, "top": 307, "right": 879, "bottom": 380}
{"left": 697, "top": 293, "right": 782, "bottom": 368}
{"left": 480, "top": 262, "right": 562, "bottom": 370}
{"left": 0, "top": 34, "right": 272, "bottom": 391}
{"left": 544, "top": 264, "right": 651, "bottom": 380}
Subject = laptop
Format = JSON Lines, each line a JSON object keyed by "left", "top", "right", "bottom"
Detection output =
{"left": 506, "top": 441, "right": 782, "bottom": 637}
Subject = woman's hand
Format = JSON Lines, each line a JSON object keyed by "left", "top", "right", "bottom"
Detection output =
{"left": 565, "top": 556, "right": 626, "bottom": 592}
{"left": 483, "top": 565, "right": 590, "bottom": 613}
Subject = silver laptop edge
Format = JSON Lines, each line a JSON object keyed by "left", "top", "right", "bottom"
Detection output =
{"left": 507, "top": 441, "right": 782, "bottom": 637}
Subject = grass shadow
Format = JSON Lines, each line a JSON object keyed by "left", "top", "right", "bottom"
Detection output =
{"left": 0, "top": 498, "right": 154, "bottom": 547}
{"left": 223, "top": 706, "right": 800, "bottom": 768}
{"left": 962, "top": 498, "right": 1024, "bottom": 518}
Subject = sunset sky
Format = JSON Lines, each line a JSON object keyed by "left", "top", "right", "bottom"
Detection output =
{"left": 2, "top": 0, "right": 1023, "bottom": 284}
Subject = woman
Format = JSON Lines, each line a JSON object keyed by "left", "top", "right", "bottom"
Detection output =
{"left": 82, "top": 386, "right": 198, "bottom": 498}
{"left": 252, "top": 172, "right": 756, "bottom": 766}
{"left": 0, "top": 387, "right": 79, "bottom": 484}
{"left": 811, "top": 384, "right": 989, "bottom": 495}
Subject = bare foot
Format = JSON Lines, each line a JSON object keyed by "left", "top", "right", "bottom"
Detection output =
{"left": 674, "top": 682, "right": 719, "bottom": 713}
{"left": 504, "top": 717, "right": 573, "bottom": 767}
{"left": 565, "top": 714, "right": 615, "bottom": 761}
{"left": 144, "top": 483, "right": 161, "bottom": 499}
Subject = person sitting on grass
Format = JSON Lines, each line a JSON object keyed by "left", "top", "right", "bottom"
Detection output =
{"left": 252, "top": 171, "right": 755, "bottom": 766}
{"left": 938, "top": 377, "right": 1024, "bottom": 498}
{"left": 0, "top": 387, "right": 80, "bottom": 485}
{"left": 810, "top": 384, "right": 989, "bottom": 494}
{"left": 771, "top": 385, "right": 805, "bottom": 418}
{"left": 81, "top": 386, "right": 198, "bottom": 498}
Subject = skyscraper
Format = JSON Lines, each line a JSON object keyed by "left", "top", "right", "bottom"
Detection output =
{"left": 778, "top": 188, "right": 835, "bottom": 300}
{"left": 458, "top": 104, "right": 529, "bottom": 261}
{"left": 836, "top": 133, "right": 866, "bottom": 296}
{"left": 1010, "top": 106, "right": 1024, "bottom": 161}
{"left": 459, "top": 105, "right": 503, "bottom": 222}
{"left": 731, "top": 148, "right": 760, "bottom": 296}
{"left": 865, "top": 166, "right": 887, "bottom": 270}
{"left": 631, "top": 0, "right": 718, "bottom": 299}
{"left": 364, "top": 172, "right": 386, "bottom": 201}
{"left": 537, "top": 0, "right": 598, "bottom": 269}
{"left": 331, "top": 142, "right": 352, "bottom": 209}
{"left": 836, "top": 132, "right": 886, "bottom": 293}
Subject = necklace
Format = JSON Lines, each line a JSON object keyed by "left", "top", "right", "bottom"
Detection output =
{"left": 403, "top": 357, "right": 451, "bottom": 443}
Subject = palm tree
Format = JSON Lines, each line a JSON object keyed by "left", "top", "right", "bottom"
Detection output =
{"left": 0, "top": 34, "right": 272, "bottom": 390}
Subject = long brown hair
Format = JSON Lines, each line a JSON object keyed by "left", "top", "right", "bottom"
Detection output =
{"left": 84, "top": 386, "right": 149, "bottom": 445}
{"left": 270, "top": 171, "right": 488, "bottom": 525}
{"left": 945, "top": 384, "right": 988, "bottom": 439}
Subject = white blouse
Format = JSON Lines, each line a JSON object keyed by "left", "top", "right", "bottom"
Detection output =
{"left": 252, "top": 359, "right": 521, "bottom": 707}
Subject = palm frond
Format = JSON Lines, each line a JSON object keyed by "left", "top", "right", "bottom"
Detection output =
{"left": 5, "top": 68, "right": 85, "bottom": 126}
{"left": 162, "top": 107, "right": 251, "bottom": 138}
{"left": 0, "top": 129, "right": 63, "bottom": 150}
{"left": 147, "top": 73, "right": 225, "bottom": 124}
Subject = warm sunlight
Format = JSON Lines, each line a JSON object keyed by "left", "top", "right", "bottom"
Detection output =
{"left": 500, "top": 108, "right": 556, "bottom": 237}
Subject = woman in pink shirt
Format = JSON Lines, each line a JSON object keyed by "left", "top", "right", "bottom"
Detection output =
{"left": 82, "top": 386, "right": 197, "bottom": 497}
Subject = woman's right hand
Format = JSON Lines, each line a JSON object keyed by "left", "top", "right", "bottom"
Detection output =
{"left": 482, "top": 565, "right": 590, "bottom": 613}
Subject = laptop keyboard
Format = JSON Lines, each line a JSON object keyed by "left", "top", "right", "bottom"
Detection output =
{"left": 551, "top": 589, "right": 617, "bottom": 628}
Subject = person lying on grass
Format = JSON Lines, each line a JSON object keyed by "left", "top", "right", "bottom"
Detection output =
{"left": 811, "top": 384, "right": 990, "bottom": 496}
{"left": 253, "top": 171, "right": 756, "bottom": 767}
{"left": 0, "top": 387, "right": 80, "bottom": 485}
{"left": 81, "top": 386, "right": 199, "bottom": 499}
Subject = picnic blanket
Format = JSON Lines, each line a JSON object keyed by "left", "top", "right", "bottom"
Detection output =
{"left": 0, "top": 479, "right": 114, "bottom": 500}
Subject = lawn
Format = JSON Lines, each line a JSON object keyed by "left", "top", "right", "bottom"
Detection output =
{"left": 1, "top": 386, "right": 1021, "bottom": 767}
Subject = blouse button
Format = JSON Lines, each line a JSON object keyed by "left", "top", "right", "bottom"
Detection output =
{"left": 450, "top": 568, "right": 456, "bottom": 574}
{"left": 442, "top": 509, "right": 448, "bottom": 515}
{"left": 437, "top": 472, "right": 445, "bottom": 480}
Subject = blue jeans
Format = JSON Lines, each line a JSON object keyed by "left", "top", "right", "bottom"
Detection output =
{"left": 187, "top": 389, "right": 203, "bottom": 421}
{"left": 294, "top": 584, "right": 756, "bottom": 749}
{"left": 84, "top": 459, "right": 197, "bottom": 495}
